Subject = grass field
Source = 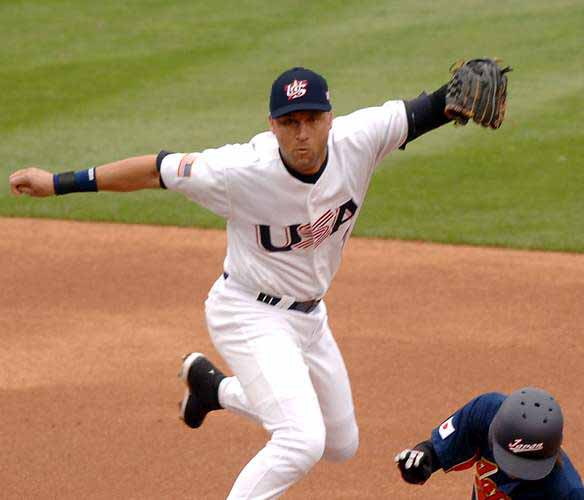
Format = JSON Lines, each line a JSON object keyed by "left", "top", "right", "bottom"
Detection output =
{"left": 1, "top": 0, "right": 583, "bottom": 251}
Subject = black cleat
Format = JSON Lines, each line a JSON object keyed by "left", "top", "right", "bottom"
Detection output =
{"left": 178, "top": 352, "right": 226, "bottom": 429}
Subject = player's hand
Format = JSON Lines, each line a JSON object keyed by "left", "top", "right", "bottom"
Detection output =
{"left": 9, "top": 167, "right": 55, "bottom": 197}
{"left": 394, "top": 448, "right": 433, "bottom": 485}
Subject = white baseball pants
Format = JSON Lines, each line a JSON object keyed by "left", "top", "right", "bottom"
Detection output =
{"left": 204, "top": 275, "right": 359, "bottom": 499}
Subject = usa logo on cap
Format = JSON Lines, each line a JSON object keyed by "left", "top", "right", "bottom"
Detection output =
{"left": 285, "top": 80, "right": 308, "bottom": 100}
{"left": 269, "top": 67, "right": 332, "bottom": 118}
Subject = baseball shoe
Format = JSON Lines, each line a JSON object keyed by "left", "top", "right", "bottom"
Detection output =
{"left": 178, "top": 352, "right": 226, "bottom": 429}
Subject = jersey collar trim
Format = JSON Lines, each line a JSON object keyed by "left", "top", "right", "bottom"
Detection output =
{"left": 279, "top": 149, "right": 328, "bottom": 184}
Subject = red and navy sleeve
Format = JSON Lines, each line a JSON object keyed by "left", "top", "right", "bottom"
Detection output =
{"left": 430, "top": 392, "right": 505, "bottom": 472}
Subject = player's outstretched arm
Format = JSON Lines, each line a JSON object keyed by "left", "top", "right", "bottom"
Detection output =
{"left": 9, "top": 155, "right": 160, "bottom": 197}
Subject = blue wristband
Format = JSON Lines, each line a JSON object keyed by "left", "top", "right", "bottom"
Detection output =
{"left": 74, "top": 168, "right": 98, "bottom": 192}
{"left": 53, "top": 168, "right": 98, "bottom": 195}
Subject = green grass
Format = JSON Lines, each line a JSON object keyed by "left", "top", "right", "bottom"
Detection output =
{"left": 1, "top": 0, "right": 583, "bottom": 251}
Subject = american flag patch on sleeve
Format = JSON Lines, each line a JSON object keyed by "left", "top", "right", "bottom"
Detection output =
{"left": 177, "top": 153, "right": 199, "bottom": 177}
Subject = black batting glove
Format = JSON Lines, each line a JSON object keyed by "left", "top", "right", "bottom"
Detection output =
{"left": 394, "top": 440, "right": 437, "bottom": 485}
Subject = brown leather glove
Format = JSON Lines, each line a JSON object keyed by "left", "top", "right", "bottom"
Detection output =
{"left": 445, "top": 58, "right": 512, "bottom": 129}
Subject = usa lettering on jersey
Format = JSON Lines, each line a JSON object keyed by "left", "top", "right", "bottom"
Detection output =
{"left": 257, "top": 199, "right": 357, "bottom": 252}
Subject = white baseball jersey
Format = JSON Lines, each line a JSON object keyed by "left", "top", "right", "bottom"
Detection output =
{"left": 159, "top": 100, "right": 408, "bottom": 300}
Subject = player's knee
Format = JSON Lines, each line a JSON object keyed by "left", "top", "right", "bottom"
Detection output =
{"left": 322, "top": 416, "right": 359, "bottom": 463}
{"left": 293, "top": 428, "right": 326, "bottom": 469}
{"left": 322, "top": 435, "right": 359, "bottom": 463}
{"left": 304, "top": 430, "right": 327, "bottom": 465}
{"left": 272, "top": 426, "right": 326, "bottom": 472}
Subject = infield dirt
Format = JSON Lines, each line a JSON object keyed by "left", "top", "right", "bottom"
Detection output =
{"left": 2, "top": 217, "right": 582, "bottom": 499}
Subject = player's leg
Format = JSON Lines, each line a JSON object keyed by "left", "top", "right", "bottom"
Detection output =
{"left": 214, "top": 327, "right": 326, "bottom": 499}
{"left": 204, "top": 285, "right": 327, "bottom": 499}
{"left": 216, "top": 318, "right": 358, "bottom": 463}
{"left": 216, "top": 375, "right": 262, "bottom": 424}
{"left": 304, "top": 310, "right": 359, "bottom": 463}
{"left": 207, "top": 301, "right": 358, "bottom": 465}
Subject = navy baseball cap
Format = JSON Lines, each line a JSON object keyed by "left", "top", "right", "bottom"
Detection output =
{"left": 489, "top": 387, "right": 563, "bottom": 481}
{"left": 269, "top": 67, "right": 332, "bottom": 118}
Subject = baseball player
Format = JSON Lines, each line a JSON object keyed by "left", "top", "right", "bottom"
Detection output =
{"left": 395, "top": 387, "right": 584, "bottom": 499}
{"left": 9, "top": 63, "right": 508, "bottom": 499}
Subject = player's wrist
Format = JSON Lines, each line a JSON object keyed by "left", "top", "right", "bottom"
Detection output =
{"left": 414, "top": 440, "right": 441, "bottom": 473}
{"left": 402, "top": 84, "right": 451, "bottom": 148}
{"left": 53, "top": 168, "right": 98, "bottom": 195}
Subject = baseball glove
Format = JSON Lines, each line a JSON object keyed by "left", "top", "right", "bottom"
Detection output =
{"left": 445, "top": 58, "right": 512, "bottom": 129}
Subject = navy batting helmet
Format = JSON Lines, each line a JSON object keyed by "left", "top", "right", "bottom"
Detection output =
{"left": 489, "top": 387, "right": 563, "bottom": 481}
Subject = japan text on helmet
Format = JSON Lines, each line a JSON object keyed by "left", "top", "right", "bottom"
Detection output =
{"left": 489, "top": 387, "right": 563, "bottom": 481}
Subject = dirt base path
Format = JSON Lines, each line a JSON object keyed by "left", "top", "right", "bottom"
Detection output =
{"left": 1, "top": 217, "right": 582, "bottom": 499}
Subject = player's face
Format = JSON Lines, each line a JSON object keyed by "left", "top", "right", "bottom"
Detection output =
{"left": 269, "top": 110, "right": 333, "bottom": 175}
